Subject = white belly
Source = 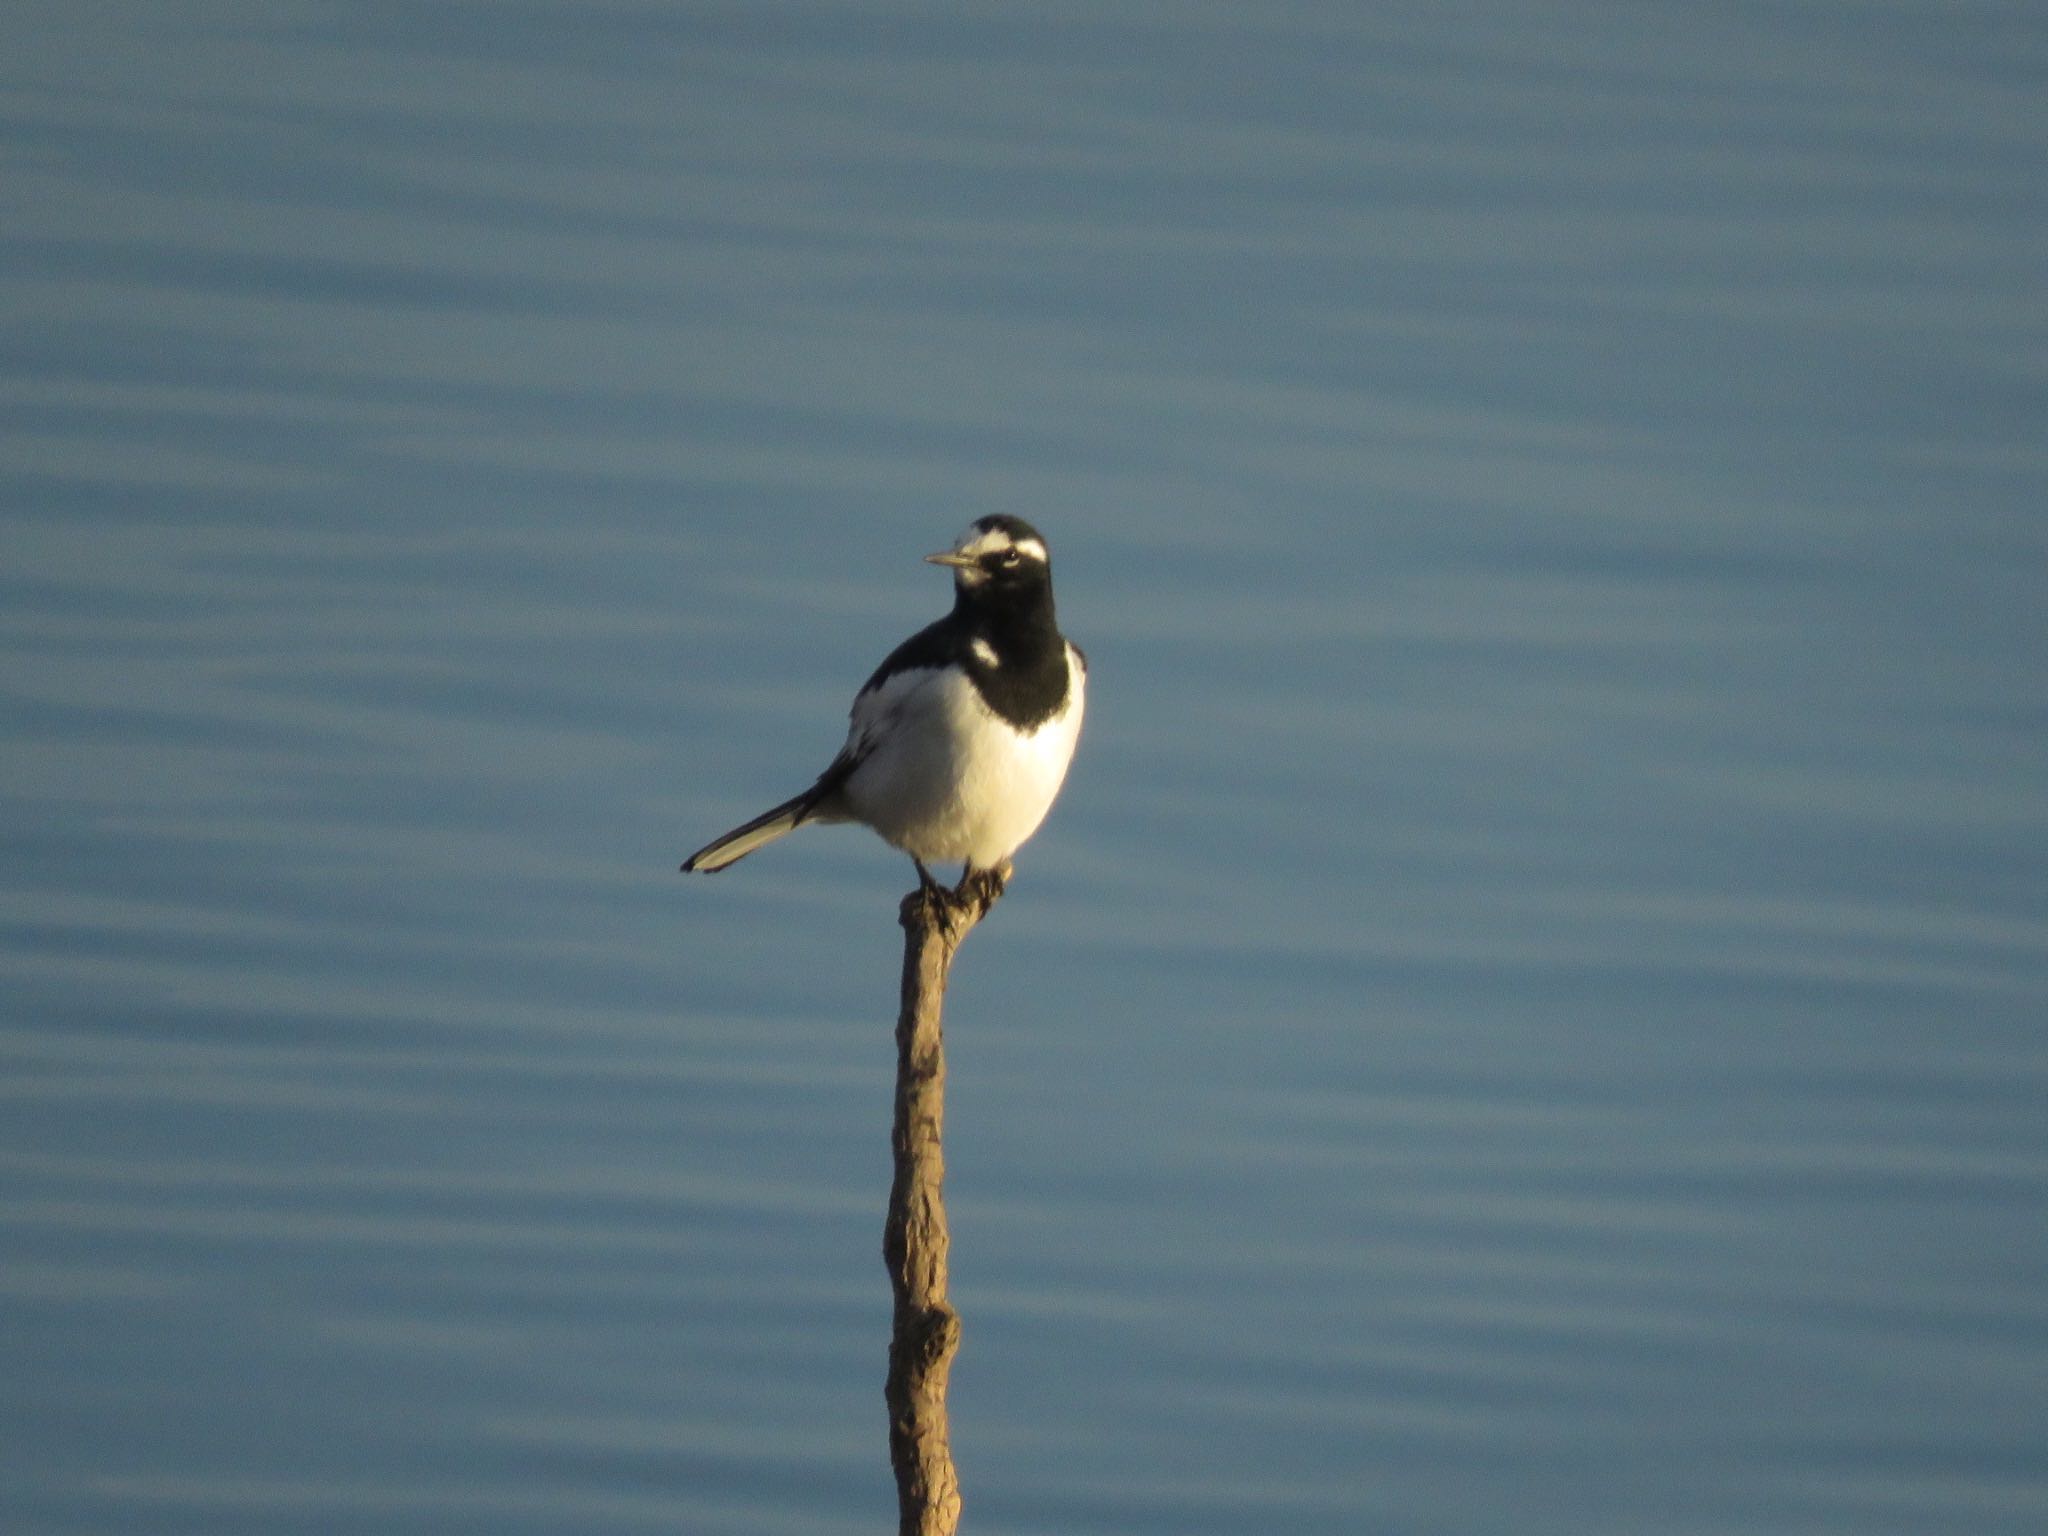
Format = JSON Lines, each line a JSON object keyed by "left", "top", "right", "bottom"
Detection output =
{"left": 840, "top": 649, "right": 1084, "bottom": 869}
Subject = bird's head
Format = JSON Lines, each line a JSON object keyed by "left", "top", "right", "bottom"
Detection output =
{"left": 925, "top": 515, "right": 1053, "bottom": 606}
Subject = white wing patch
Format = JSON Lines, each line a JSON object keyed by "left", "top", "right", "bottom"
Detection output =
{"left": 971, "top": 637, "right": 1000, "bottom": 668}
{"left": 844, "top": 665, "right": 944, "bottom": 763}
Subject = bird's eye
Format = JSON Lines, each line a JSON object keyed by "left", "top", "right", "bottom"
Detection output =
{"left": 994, "top": 549, "right": 1021, "bottom": 567}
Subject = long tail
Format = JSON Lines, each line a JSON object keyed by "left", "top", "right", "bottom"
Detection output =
{"left": 681, "top": 791, "right": 815, "bottom": 873}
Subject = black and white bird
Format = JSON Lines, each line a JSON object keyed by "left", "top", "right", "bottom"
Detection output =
{"left": 681, "top": 515, "right": 1086, "bottom": 899}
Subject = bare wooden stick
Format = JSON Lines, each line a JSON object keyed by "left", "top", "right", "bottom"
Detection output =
{"left": 883, "top": 867, "right": 1006, "bottom": 1536}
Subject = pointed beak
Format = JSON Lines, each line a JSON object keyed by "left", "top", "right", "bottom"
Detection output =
{"left": 924, "top": 550, "right": 976, "bottom": 569}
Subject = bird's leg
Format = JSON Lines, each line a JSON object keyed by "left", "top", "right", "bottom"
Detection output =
{"left": 910, "top": 858, "right": 953, "bottom": 916}
{"left": 954, "top": 859, "right": 1011, "bottom": 911}
{"left": 907, "top": 856, "right": 980, "bottom": 926}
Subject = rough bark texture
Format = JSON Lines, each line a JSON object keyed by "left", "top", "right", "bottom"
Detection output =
{"left": 883, "top": 870, "right": 1004, "bottom": 1536}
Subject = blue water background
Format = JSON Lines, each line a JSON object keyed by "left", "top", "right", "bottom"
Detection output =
{"left": 4, "top": 3, "right": 2045, "bottom": 1532}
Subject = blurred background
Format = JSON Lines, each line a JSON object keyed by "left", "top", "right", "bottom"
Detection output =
{"left": 4, "top": 3, "right": 2044, "bottom": 1532}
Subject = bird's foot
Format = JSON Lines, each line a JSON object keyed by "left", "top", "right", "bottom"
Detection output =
{"left": 903, "top": 859, "right": 1010, "bottom": 928}
{"left": 954, "top": 860, "right": 1011, "bottom": 913}
{"left": 905, "top": 859, "right": 957, "bottom": 925}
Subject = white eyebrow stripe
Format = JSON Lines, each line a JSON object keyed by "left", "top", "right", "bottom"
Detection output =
{"left": 957, "top": 528, "right": 1008, "bottom": 557}
{"left": 954, "top": 527, "right": 1048, "bottom": 563}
